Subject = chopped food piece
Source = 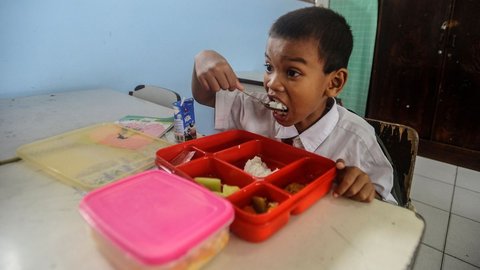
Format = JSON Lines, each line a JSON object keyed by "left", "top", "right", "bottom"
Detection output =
{"left": 251, "top": 196, "right": 268, "bottom": 213}
{"left": 267, "top": 201, "right": 279, "bottom": 210}
{"left": 194, "top": 177, "right": 240, "bottom": 197}
{"left": 284, "top": 182, "right": 306, "bottom": 194}
{"left": 222, "top": 184, "right": 240, "bottom": 197}
{"left": 194, "top": 177, "right": 222, "bottom": 192}
{"left": 248, "top": 196, "right": 279, "bottom": 214}
{"left": 244, "top": 156, "right": 275, "bottom": 177}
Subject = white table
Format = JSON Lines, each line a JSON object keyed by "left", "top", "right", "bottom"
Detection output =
{"left": 0, "top": 89, "right": 174, "bottom": 162}
{"left": 0, "top": 161, "right": 424, "bottom": 270}
{"left": 0, "top": 90, "right": 425, "bottom": 270}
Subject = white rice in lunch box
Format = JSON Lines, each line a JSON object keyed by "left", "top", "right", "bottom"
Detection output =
{"left": 243, "top": 156, "right": 276, "bottom": 178}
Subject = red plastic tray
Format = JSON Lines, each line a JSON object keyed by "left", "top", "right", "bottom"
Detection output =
{"left": 155, "top": 130, "right": 336, "bottom": 242}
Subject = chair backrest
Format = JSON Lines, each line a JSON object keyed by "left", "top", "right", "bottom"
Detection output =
{"left": 129, "top": 85, "right": 181, "bottom": 108}
{"left": 366, "top": 118, "right": 419, "bottom": 210}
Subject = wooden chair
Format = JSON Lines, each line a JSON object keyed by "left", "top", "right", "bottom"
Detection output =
{"left": 366, "top": 118, "right": 419, "bottom": 210}
{"left": 129, "top": 85, "right": 181, "bottom": 108}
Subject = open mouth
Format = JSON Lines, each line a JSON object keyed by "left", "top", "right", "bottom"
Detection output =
{"left": 267, "top": 99, "right": 288, "bottom": 114}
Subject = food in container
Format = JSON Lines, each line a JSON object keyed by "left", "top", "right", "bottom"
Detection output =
{"left": 243, "top": 156, "right": 277, "bottom": 177}
{"left": 194, "top": 177, "right": 240, "bottom": 197}
{"left": 243, "top": 196, "right": 279, "bottom": 214}
{"left": 155, "top": 130, "right": 336, "bottom": 242}
{"left": 284, "top": 182, "right": 306, "bottom": 195}
{"left": 79, "top": 170, "right": 234, "bottom": 270}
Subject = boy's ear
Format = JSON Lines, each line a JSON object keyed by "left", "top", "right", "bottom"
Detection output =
{"left": 326, "top": 68, "right": 348, "bottom": 97}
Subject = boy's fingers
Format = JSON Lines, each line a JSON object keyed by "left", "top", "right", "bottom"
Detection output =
{"left": 235, "top": 80, "right": 245, "bottom": 91}
{"left": 224, "top": 70, "right": 240, "bottom": 91}
{"left": 369, "top": 187, "right": 376, "bottom": 201}
{"left": 332, "top": 162, "right": 376, "bottom": 203}
{"left": 351, "top": 182, "right": 375, "bottom": 202}
{"left": 334, "top": 169, "right": 355, "bottom": 197}
{"left": 217, "top": 73, "right": 232, "bottom": 91}
{"left": 343, "top": 173, "right": 368, "bottom": 197}
{"left": 204, "top": 76, "right": 222, "bottom": 92}
{"left": 198, "top": 77, "right": 211, "bottom": 92}
{"left": 333, "top": 159, "right": 347, "bottom": 197}
{"left": 336, "top": 159, "right": 346, "bottom": 170}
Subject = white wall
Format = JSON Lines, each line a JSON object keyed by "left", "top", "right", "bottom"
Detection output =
{"left": 0, "top": 0, "right": 310, "bottom": 134}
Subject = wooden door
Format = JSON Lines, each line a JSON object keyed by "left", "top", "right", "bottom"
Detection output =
{"left": 432, "top": 0, "right": 480, "bottom": 151}
{"left": 367, "top": 0, "right": 452, "bottom": 139}
{"left": 367, "top": 0, "right": 480, "bottom": 170}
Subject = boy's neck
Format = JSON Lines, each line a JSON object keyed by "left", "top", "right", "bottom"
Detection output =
{"left": 295, "top": 97, "right": 335, "bottom": 134}
{"left": 322, "top": 97, "right": 335, "bottom": 117}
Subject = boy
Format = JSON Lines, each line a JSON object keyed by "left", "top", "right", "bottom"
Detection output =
{"left": 191, "top": 7, "right": 396, "bottom": 203}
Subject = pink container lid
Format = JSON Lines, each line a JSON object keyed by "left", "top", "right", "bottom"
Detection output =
{"left": 79, "top": 170, "right": 234, "bottom": 266}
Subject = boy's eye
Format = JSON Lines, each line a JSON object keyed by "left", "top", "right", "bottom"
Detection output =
{"left": 264, "top": 63, "right": 273, "bottom": 73}
{"left": 287, "top": 69, "right": 300, "bottom": 78}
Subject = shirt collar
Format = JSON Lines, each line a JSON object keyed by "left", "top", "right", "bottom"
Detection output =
{"left": 275, "top": 98, "right": 339, "bottom": 152}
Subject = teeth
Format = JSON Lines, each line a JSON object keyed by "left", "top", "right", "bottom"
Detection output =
{"left": 268, "top": 100, "right": 287, "bottom": 111}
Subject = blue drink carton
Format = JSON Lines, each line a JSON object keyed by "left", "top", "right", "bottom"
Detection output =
{"left": 173, "top": 98, "right": 197, "bottom": 142}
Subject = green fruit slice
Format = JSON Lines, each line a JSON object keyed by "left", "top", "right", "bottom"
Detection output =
{"left": 194, "top": 177, "right": 222, "bottom": 192}
{"left": 222, "top": 184, "right": 240, "bottom": 197}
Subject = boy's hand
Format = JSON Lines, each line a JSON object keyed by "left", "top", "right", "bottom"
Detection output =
{"left": 194, "top": 50, "right": 244, "bottom": 92}
{"left": 333, "top": 159, "right": 377, "bottom": 203}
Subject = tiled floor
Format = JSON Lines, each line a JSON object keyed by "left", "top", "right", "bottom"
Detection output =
{"left": 411, "top": 156, "right": 480, "bottom": 270}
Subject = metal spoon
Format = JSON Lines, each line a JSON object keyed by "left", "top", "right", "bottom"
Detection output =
{"left": 241, "top": 90, "right": 288, "bottom": 113}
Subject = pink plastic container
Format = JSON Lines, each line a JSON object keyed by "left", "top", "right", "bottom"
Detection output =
{"left": 79, "top": 170, "right": 234, "bottom": 270}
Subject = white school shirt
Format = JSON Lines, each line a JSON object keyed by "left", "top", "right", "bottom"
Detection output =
{"left": 215, "top": 90, "right": 396, "bottom": 203}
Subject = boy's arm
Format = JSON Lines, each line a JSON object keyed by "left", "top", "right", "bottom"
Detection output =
{"left": 333, "top": 159, "right": 378, "bottom": 203}
{"left": 191, "top": 50, "right": 244, "bottom": 108}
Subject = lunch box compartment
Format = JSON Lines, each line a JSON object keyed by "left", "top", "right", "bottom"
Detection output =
{"left": 268, "top": 157, "right": 333, "bottom": 194}
{"left": 178, "top": 157, "right": 255, "bottom": 191}
{"left": 155, "top": 144, "right": 206, "bottom": 165}
{"left": 228, "top": 182, "right": 292, "bottom": 242}
{"left": 214, "top": 140, "right": 304, "bottom": 178}
{"left": 268, "top": 157, "right": 336, "bottom": 215}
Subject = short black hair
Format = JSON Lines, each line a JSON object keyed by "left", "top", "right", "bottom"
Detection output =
{"left": 269, "top": 7, "right": 353, "bottom": 73}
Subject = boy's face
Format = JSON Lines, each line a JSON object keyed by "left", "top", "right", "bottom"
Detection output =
{"left": 264, "top": 37, "right": 343, "bottom": 132}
